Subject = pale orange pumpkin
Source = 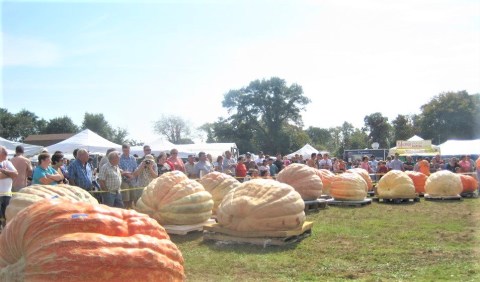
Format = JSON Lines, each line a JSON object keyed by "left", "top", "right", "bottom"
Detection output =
{"left": 315, "top": 169, "right": 335, "bottom": 195}
{"left": 376, "top": 170, "right": 416, "bottom": 198}
{"left": 329, "top": 173, "right": 367, "bottom": 201}
{"left": 346, "top": 168, "right": 373, "bottom": 191}
{"left": 405, "top": 171, "right": 428, "bottom": 194}
{"left": 217, "top": 179, "right": 305, "bottom": 232}
{"left": 459, "top": 174, "right": 478, "bottom": 193}
{"left": 5, "top": 184, "right": 98, "bottom": 223}
{"left": 199, "top": 171, "right": 240, "bottom": 214}
{"left": 276, "top": 163, "right": 323, "bottom": 200}
{"left": 425, "top": 170, "right": 462, "bottom": 197}
{"left": 0, "top": 199, "right": 185, "bottom": 281}
{"left": 135, "top": 171, "right": 214, "bottom": 225}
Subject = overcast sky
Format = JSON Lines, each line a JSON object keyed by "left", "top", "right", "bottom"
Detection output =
{"left": 2, "top": 0, "right": 479, "bottom": 143}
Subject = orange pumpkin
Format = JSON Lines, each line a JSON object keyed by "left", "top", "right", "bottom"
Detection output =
{"left": 346, "top": 168, "right": 373, "bottom": 191}
{"left": 199, "top": 171, "right": 240, "bottom": 214}
{"left": 5, "top": 184, "right": 98, "bottom": 223}
{"left": 217, "top": 179, "right": 305, "bottom": 232}
{"left": 0, "top": 199, "right": 185, "bottom": 281}
{"left": 136, "top": 171, "right": 213, "bottom": 225}
{"left": 376, "top": 170, "right": 416, "bottom": 198}
{"left": 405, "top": 171, "right": 428, "bottom": 194}
{"left": 315, "top": 169, "right": 335, "bottom": 195}
{"left": 329, "top": 173, "right": 367, "bottom": 201}
{"left": 459, "top": 174, "right": 478, "bottom": 193}
{"left": 276, "top": 163, "right": 323, "bottom": 200}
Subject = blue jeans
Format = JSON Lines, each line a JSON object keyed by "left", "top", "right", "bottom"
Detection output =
{"left": 102, "top": 191, "right": 124, "bottom": 208}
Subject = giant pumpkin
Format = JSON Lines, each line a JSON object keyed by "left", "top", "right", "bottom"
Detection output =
{"left": 0, "top": 199, "right": 185, "bottom": 281}
{"left": 376, "top": 170, "right": 416, "bottom": 198}
{"left": 5, "top": 184, "right": 98, "bottom": 223}
{"left": 217, "top": 179, "right": 305, "bottom": 232}
{"left": 425, "top": 170, "right": 462, "bottom": 197}
{"left": 199, "top": 171, "right": 240, "bottom": 214}
{"left": 405, "top": 171, "right": 428, "bottom": 194}
{"left": 136, "top": 171, "right": 214, "bottom": 225}
{"left": 346, "top": 168, "right": 373, "bottom": 191}
{"left": 329, "top": 173, "right": 367, "bottom": 201}
{"left": 316, "top": 169, "right": 335, "bottom": 195}
{"left": 276, "top": 163, "right": 323, "bottom": 200}
{"left": 459, "top": 174, "right": 478, "bottom": 193}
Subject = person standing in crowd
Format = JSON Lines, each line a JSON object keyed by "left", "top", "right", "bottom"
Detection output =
{"left": 99, "top": 148, "right": 117, "bottom": 171}
{"left": 157, "top": 152, "right": 174, "bottom": 176}
{"left": 51, "top": 152, "right": 68, "bottom": 184}
{"left": 136, "top": 145, "right": 152, "bottom": 164}
{"left": 32, "top": 152, "right": 63, "bottom": 185}
{"left": 274, "top": 154, "right": 284, "bottom": 172}
{"left": 222, "top": 151, "right": 237, "bottom": 176}
{"left": 458, "top": 155, "right": 472, "bottom": 173}
{"left": 235, "top": 156, "right": 247, "bottom": 181}
{"left": 245, "top": 153, "right": 257, "bottom": 170}
{"left": 184, "top": 154, "right": 196, "bottom": 178}
{"left": 390, "top": 153, "right": 404, "bottom": 171}
{"left": 68, "top": 149, "right": 93, "bottom": 191}
{"left": 432, "top": 154, "right": 445, "bottom": 171}
{"left": 0, "top": 145, "right": 18, "bottom": 226}
{"left": 98, "top": 151, "right": 123, "bottom": 208}
{"left": 214, "top": 155, "right": 224, "bottom": 172}
{"left": 168, "top": 148, "right": 185, "bottom": 172}
{"left": 255, "top": 151, "right": 265, "bottom": 166}
{"left": 319, "top": 153, "right": 333, "bottom": 171}
{"left": 360, "top": 156, "right": 372, "bottom": 173}
{"left": 268, "top": 158, "right": 278, "bottom": 177}
{"left": 403, "top": 156, "right": 415, "bottom": 171}
{"left": 11, "top": 145, "right": 33, "bottom": 192}
{"left": 132, "top": 154, "right": 158, "bottom": 204}
{"left": 376, "top": 161, "right": 389, "bottom": 179}
{"left": 194, "top": 151, "right": 213, "bottom": 178}
{"left": 307, "top": 153, "right": 317, "bottom": 168}
{"left": 445, "top": 157, "right": 460, "bottom": 173}
{"left": 119, "top": 144, "right": 138, "bottom": 208}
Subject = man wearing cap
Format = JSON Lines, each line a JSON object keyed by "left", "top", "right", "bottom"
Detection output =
{"left": 11, "top": 145, "right": 33, "bottom": 191}
{"left": 132, "top": 154, "right": 158, "bottom": 203}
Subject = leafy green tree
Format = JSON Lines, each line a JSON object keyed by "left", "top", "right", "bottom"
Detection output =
{"left": 305, "top": 126, "right": 331, "bottom": 150}
{"left": 0, "top": 109, "right": 45, "bottom": 141}
{"left": 82, "top": 113, "right": 115, "bottom": 141}
{"left": 419, "top": 91, "right": 480, "bottom": 144}
{"left": 349, "top": 128, "right": 369, "bottom": 149}
{"left": 363, "top": 113, "right": 392, "bottom": 148}
{"left": 112, "top": 127, "right": 129, "bottom": 145}
{"left": 222, "top": 77, "right": 310, "bottom": 154}
{"left": 391, "top": 114, "right": 415, "bottom": 142}
{"left": 153, "top": 115, "right": 192, "bottom": 144}
{"left": 44, "top": 116, "right": 79, "bottom": 134}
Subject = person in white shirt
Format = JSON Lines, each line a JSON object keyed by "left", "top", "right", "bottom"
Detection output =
{"left": 318, "top": 153, "right": 333, "bottom": 171}
{"left": 0, "top": 145, "right": 18, "bottom": 225}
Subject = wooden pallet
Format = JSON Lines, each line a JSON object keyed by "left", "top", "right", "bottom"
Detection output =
{"left": 304, "top": 199, "right": 328, "bottom": 212}
{"left": 372, "top": 197, "right": 420, "bottom": 204}
{"left": 164, "top": 219, "right": 216, "bottom": 235}
{"left": 203, "top": 221, "right": 313, "bottom": 246}
{"left": 424, "top": 194, "right": 463, "bottom": 201}
{"left": 319, "top": 194, "right": 332, "bottom": 200}
{"left": 326, "top": 198, "right": 372, "bottom": 207}
{"left": 460, "top": 192, "right": 478, "bottom": 198}
{"left": 367, "top": 190, "right": 375, "bottom": 197}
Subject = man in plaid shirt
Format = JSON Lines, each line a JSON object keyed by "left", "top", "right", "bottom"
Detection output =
{"left": 99, "top": 151, "right": 123, "bottom": 208}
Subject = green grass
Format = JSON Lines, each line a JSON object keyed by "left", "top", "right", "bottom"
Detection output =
{"left": 172, "top": 199, "right": 480, "bottom": 281}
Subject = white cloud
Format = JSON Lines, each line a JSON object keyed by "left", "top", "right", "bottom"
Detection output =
{"left": 2, "top": 33, "right": 63, "bottom": 67}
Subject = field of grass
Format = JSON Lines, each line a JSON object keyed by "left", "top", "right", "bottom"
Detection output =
{"left": 171, "top": 198, "right": 480, "bottom": 281}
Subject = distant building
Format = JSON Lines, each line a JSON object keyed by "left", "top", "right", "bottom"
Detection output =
{"left": 24, "top": 133, "right": 76, "bottom": 147}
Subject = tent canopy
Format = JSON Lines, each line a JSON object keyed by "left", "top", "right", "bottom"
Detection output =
{"left": 45, "top": 129, "right": 122, "bottom": 155}
{"left": 130, "top": 137, "right": 176, "bottom": 157}
{"left": 176, "top": 143, "right": 238, "bottom": 159}
{"left": 287, "top": 144, "right": 328, "bottom": 160}
{"left": 0, "top": 136, "right": 44, "bottom": 157}
{"left": 438, "top": 139, "right": 480, "bottom": 156}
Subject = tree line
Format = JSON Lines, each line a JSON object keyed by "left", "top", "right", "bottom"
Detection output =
{"left": 1, "top": 77, "right": 479, "bottom": 157}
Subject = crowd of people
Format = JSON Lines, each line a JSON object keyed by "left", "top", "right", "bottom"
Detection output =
{"left": 1, "top": 143, "right": 479, "bottom": 227}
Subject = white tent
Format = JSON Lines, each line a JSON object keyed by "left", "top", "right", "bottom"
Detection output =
{"left": 45, "top": 129, "right": 122, "bottom": 155}
{"left": 175, "top": 143, "right": 238, "bottom": 159}
{"left": 438, "top": 139, "right": 480, "bottom": 156}
{"left": 0, "top": 136, "right": 44, "bottom": 157}
{"left": 130, "top": 137, "right": 177, "bottom": 156}
{"left": 287, "top": 144, "right": 328, "bottom": 160}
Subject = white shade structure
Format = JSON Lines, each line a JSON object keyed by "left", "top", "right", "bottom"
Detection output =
{"left": 45, "top": 129, "right": 122, "bottom": 155}
{"left": 0, "top": 137, "right": 44, "bottom": 157}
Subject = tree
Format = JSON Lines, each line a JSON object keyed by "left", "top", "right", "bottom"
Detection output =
{"left": 221, "top": 77, "right": 310, "bottom": 154}
{"left": 112, "top": 127, "right": 129, "bottom": 145}
{"left": 418, "top": 91, "right": 480, "bottom": 144}
{"left": 391, "top": 114, "right": 415, "bottom": 142}
{"left": 44, "top": 116, "right": 79, "bottom": 134}
{"left": 349, "top": 128, "right": 369, "bottom": 149}
{"left": 0, "top": 109, "right": 45, "bottom": 141}
{"left": 82, "top": 113, "right": 115, "bottom": 141}
{"left": 363, "top": 113, "right": 392, "bottom": 148}
{"left": 305, "top": 126, "right": 332, "bottom": 150}
{"left": 153, "top": 115, "right": 192, "bottom": 144}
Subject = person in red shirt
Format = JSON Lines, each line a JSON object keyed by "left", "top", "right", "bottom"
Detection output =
{"left": 236, "top": 156, "right": 247, "bottom": 181}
